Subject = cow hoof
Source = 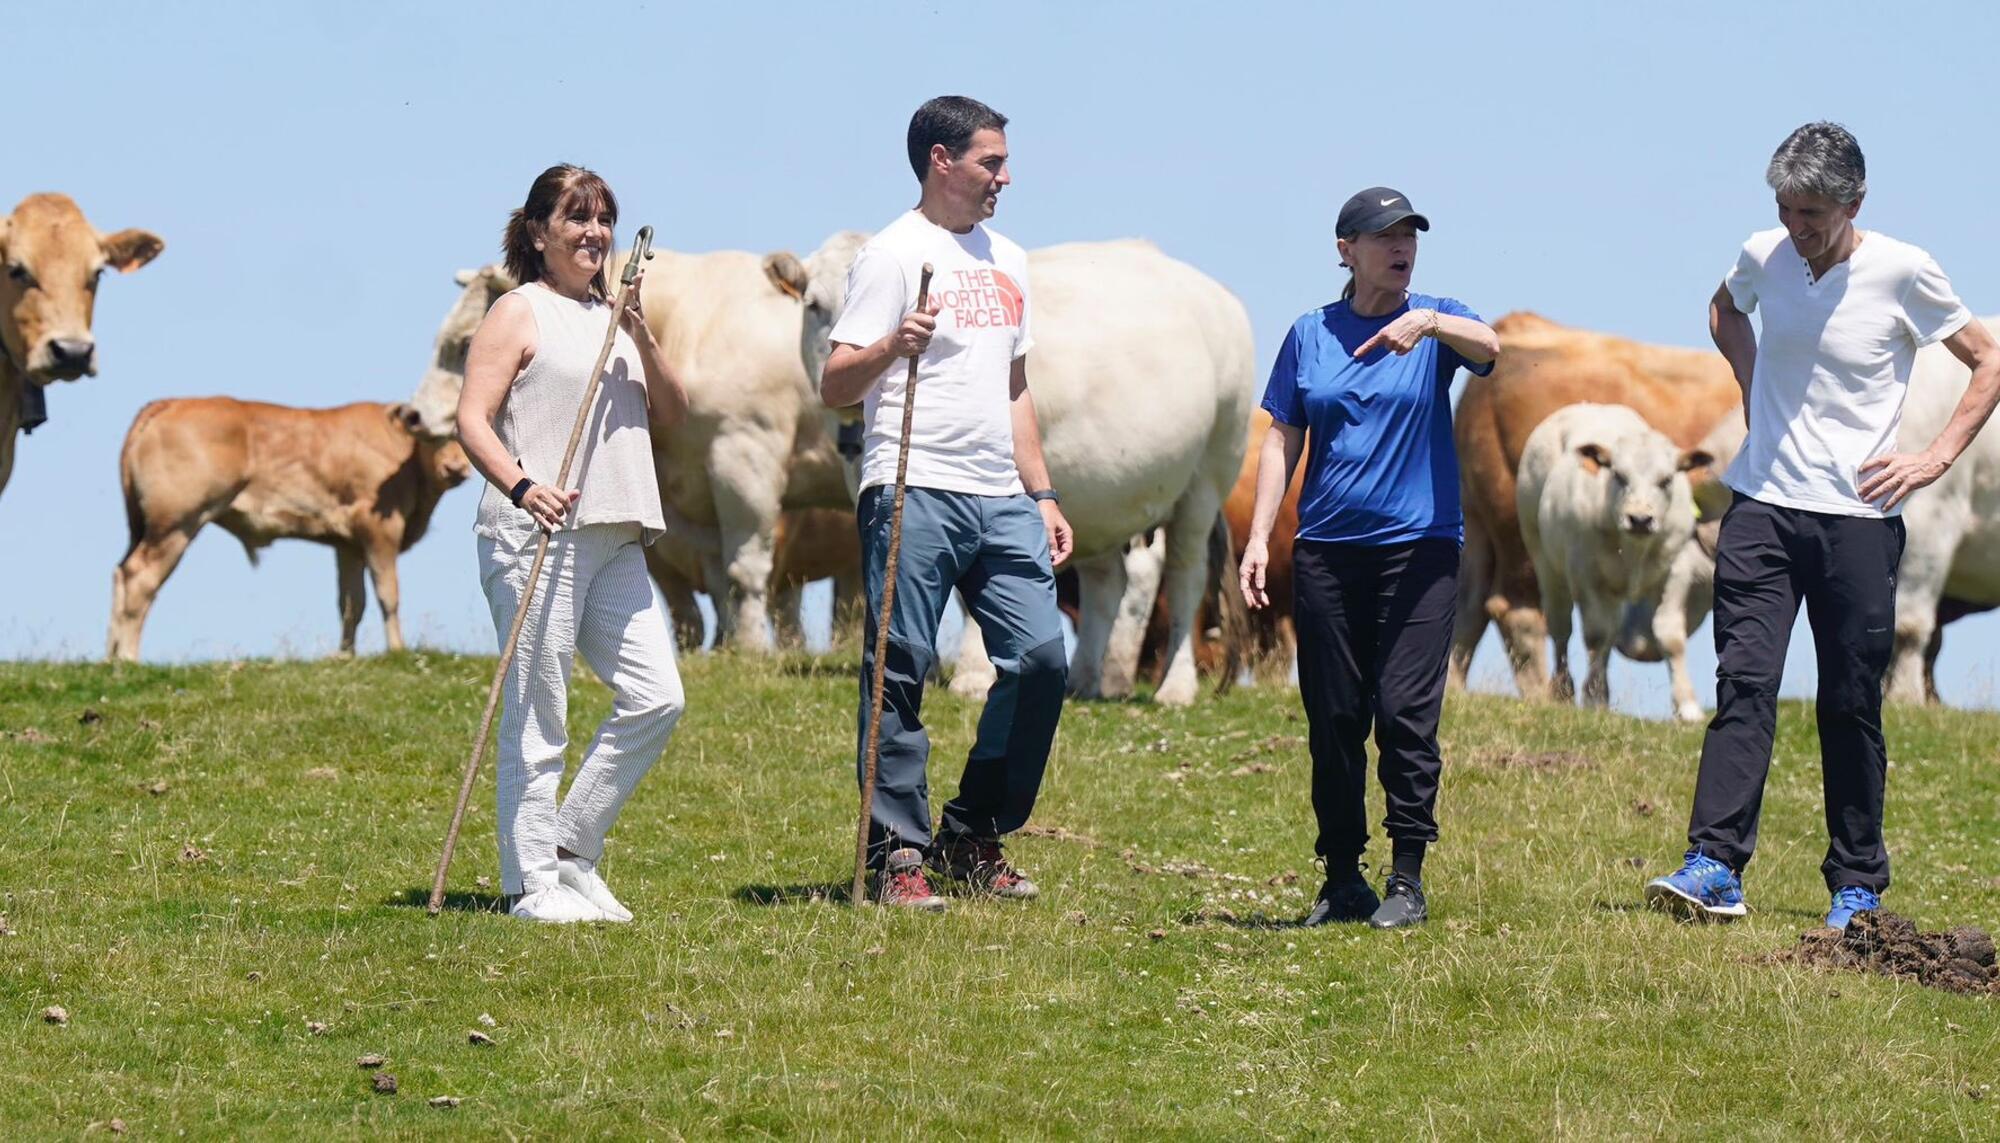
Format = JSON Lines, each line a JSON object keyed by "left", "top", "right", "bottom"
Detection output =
{"left": 1673, "top": 702, "right": 1705, "bottom": 723}
{"left": 1153, "top": 677, "right": 1198, "bottom": 707}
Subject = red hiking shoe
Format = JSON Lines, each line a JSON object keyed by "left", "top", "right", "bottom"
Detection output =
{"left": 871, "top": 847, "right": 947, "bottom": 912}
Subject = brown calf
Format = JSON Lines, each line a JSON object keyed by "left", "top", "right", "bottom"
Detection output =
{"left": 108, "top": 398, "right": 470, "bottom": 660}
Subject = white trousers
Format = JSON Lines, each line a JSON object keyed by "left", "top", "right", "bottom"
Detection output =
{"left": 477, "top": 522, "right": 684, "bottom": 895}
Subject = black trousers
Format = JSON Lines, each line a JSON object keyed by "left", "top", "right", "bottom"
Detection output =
{"left": 1292, "top": 538, "right": 1459, "bottom": 864}
{"left": 1687, "top": 494, "right": 1904, "bottom": 892}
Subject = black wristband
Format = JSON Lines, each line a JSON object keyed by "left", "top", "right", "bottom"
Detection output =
{"left": 1028, "top": 488, "right": 1059, "bottom": 504}
{"left": 508, "top": 477, "right": 534, "bottom": 507}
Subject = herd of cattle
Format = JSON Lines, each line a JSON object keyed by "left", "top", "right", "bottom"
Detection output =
{"left": 7, "top": 191, "right": 1999, "bottom": 715}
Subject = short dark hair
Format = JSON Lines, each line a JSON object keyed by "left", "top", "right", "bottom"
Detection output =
{"left": 906, "top": 96, "right": 1008, "bottom": 184}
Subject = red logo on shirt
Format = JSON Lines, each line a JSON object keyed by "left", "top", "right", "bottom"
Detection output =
{"left": 935, "top": 267, "right": 1024, "bottom": 329}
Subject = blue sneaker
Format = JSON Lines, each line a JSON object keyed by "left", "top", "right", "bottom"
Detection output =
{"left": 1644, "top": 850, "right": 1747, "bottom": 920}
{"left": 1825, "top": 885, "right": 1881, "bottom": 930}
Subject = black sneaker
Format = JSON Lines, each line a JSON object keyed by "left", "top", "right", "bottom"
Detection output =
{"left": 933, "top": 833, "right": 1039, "bottom": 899}
{"left": 1302, "top": 872, "right": 1380, "bottom": 926}
{"left": 1369, "top": 873, "right": 1427, "bottom": 929}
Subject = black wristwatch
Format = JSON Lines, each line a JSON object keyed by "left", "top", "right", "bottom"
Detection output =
{"left": 508, "top": 477, "right": 535, "bottom": 507}
{"left": 1027, "top": 488, "right": 1060, "bottom": 504}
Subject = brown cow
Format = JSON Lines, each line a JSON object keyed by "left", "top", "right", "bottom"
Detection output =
{"left": 1, "top": 193, "right": 163, "bottom": 499}
{"left": 1450, "top": 313, "right": 1741, "bottom": 698}
{"left": 771, "top": 507, "right": 862, "bottom": 646}
{"left": 107, "top": 399, "right": 471, "bottom": 660}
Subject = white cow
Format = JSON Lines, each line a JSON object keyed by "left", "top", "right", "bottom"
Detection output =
{"left": 764, "top": 233, "right": 1257, "bottom": 705}
{"left": 1518, "top": 403, "right": 1710, "bottom": 715}
{"left": 406, "top": 257, "right": 853, "bottom": 652}
{"left": 1613, "top": 409, "right": 1747, "bottom": 720}
{"left": 1886, "top": 316, "right": 2000, "bottom": 704}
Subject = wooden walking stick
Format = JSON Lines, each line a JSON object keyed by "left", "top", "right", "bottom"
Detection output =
{"left": 428, "top": 225, "right": 656, "bottom": 916}
{"left": 853, "top": 263, "right": 934, "bottom": 906}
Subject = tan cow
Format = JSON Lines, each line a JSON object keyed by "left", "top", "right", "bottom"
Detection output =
{"left": 107, "top": 399, "right": 471, "bottom": 660}
{"left": 1451, "top": 313, "right": 1741, "bottom": 699}
{"left": 1, "top": 193, "right": 163, "bottom": 499}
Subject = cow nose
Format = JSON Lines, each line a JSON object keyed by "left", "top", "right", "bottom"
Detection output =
{"left": 49, "top": 337, "right": 95, "bottom": 370}
{"left": 1624, "top": 513, "right": 1656, "bottom": 535}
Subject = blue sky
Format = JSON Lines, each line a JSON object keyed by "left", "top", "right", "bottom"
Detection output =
{"left": 7, "top": 1, "right": 2000, "bottom": 715}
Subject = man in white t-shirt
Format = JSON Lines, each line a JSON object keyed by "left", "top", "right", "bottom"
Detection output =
{"left": 1647, "top": 122, "right": 2000, "bottom": 930}
{"left": 819, "top": 95, "right": 1075, "bottom": 911}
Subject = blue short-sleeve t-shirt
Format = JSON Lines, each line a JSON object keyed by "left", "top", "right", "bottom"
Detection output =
{"left": 1260, "top": 293, "right": 1493, "bottom": 545}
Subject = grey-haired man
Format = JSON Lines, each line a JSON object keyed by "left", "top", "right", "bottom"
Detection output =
{"left": 1647, "top": 122, "right": 2000, "bottom": 929}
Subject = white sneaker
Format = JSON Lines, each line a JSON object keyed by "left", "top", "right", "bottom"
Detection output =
{"left": 558, "top": 856, "right": 633, "bottom": 923}
{"left": 509, "top": 883, "right": 605, "bottom": 923}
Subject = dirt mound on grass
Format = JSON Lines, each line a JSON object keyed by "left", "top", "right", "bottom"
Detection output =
{"left": 1777, "top": 911, "right": 1998, "bottom": 996}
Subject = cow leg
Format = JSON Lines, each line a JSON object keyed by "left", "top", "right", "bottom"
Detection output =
{"left": 1923, "top": 624, "right": 1944, "bottom": 705}
{"left": 1100, "top": 532, "right": 1167, "bottom": 699}
{"left": 335, "top": 545, "right": 366, "bottom": 656}
{"left": 1655, "top": 541, "right": 1712, "bottom": 722}
{"left": 1537, "top": 565, "right": 1576, "bottom": 704}
{"left": 771, "top": 578, "right": 806, "bottom": 648}
{"left": 361, "top": 540, "right": 404, "bottom": 653}
{"left": 1064, "top": 551, "right": 1125, "bottom": 701}
{"left": 950, "top": 589, "right": 999, "bottom": 697}
{"left": 1579, "top": 595, "right": 1619, "bottom": 709}
{"left": 831, "top": 565, "right": 864, "bottom": 645}
{"left": 1886, "top": 524, "right": 1955, "bottom": 706}
{"left": 642, "top": 549, "right": 706, "bottom": 651}
{"left": 107, "top": 528, "right": 199, "bottom": 662}
{"left": 1153, "top": 492, "right": 1224, "bottom": 708}
{"left": 1449, "top": 511, "right": 1495, "bottom": 691}
{"left": 710, "top": 444, "right": 785, "bottom": 653}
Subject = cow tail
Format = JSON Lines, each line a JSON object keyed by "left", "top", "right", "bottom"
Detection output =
{"left": 1208, "top": 509, "right": 1249, "bottom": 696}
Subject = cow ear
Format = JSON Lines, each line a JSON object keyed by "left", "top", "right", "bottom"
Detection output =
{"left": 388, "top": 403, "right": 423, "bottom": 434}
{"left": 763, "top": 252, "right": 808, "bottom": 301}
{"left": 100, "top": 228, "right": 164, "bottom": 273}
{"left": 486, "top": 264, "right": 519, "bottom": 292}
{"left": 454, "top": 268, "right": 480, "bottom": 287}
{"left": 1575, "top": 443, "right": 1611, "bottom": 474}
{"left": 0, "top": 215, "right": 9, "bottom": 259}
{"left": 1678, "top": 449, "right": 1715, "bottom": 473}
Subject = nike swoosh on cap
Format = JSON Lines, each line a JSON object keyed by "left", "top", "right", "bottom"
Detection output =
{"left": 1379, "top": 197, "right": 1401, "bottom": 206}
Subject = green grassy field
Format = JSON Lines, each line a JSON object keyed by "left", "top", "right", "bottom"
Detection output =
{"left": 2, "top": 649, "right": 1996, "bottom": 1138}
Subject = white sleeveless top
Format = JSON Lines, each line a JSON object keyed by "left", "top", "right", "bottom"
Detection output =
{"left": 474, "top": 282, "right": 665, "bottom": 543}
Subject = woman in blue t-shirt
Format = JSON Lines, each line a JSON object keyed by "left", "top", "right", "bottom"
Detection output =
{"left": 1239, "top": 187, "right": 1498, "bottom": 930}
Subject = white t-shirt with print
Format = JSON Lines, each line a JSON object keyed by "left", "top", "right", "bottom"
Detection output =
{"left": 828, "top": 210, "right": 1034, "bottom": 497}
{"left": 1722, "top": 227, "right": 1971, "bottom": 517}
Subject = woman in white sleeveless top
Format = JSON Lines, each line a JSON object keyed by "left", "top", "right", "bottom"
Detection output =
{"left": 456, "top": 165, "right": 690, "bottom": 923}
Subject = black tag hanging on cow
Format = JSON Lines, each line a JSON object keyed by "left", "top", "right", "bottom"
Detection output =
{"left": 18, "top": 383, "right": 48, "bottom": 435}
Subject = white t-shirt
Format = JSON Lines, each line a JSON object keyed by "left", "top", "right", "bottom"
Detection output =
{"left": 828, "top": 210, "right": 1034, "bottom": 497}
{"left": 1723, "top": 227, "right": 1971, "bottom": 517}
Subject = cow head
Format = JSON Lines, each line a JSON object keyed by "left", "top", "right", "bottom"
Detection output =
{"left": 390, "top": 402, "right": 472, "bottom": 491}
{"left": 764, "top": 230, "right": 872, "bottom": 499}
{"left": 1575, "top": 433, "right": 1711, "bottom": 540}
{"left": 406, "top": 264, "right": 517, "bottom": 437}
{"left": 0, "top": 194, "right": 162, "bottom": 383}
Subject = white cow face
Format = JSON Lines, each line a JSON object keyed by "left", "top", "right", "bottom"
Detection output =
{"left": 764, "top": 230, "right": 873, "bottom": 498}
{"left": 407, "top": 264, "right": 516, "bottom": 437}
{"left": 1576, "top": 432, "right": 1713, "bottom": 538}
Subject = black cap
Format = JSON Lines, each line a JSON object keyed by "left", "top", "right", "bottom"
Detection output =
{"left": 1336, "top": 187, "right": 1430, "bottom": 239}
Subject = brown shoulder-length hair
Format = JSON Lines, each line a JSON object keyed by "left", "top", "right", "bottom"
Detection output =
{"left": 502, "top": 164, "right": 619, "bottom": 299}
